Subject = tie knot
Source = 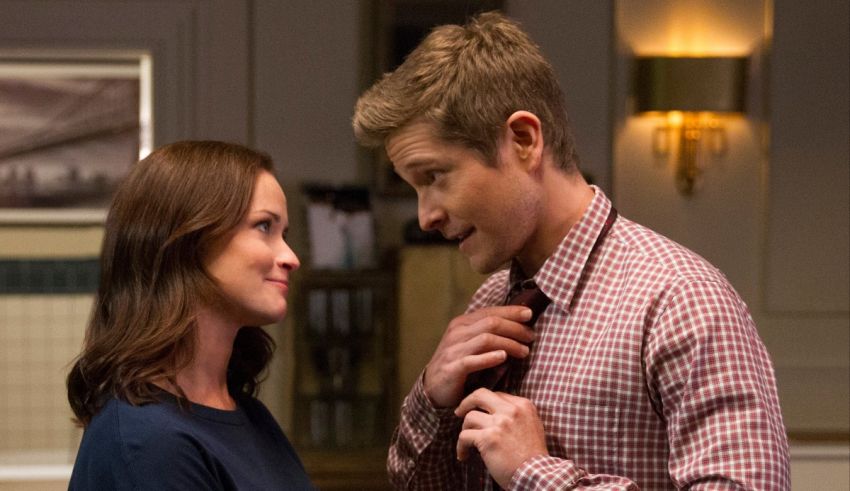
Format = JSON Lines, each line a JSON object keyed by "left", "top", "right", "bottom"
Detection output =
{"left": 506, "top": 280, "right": 551, "bottom": 326}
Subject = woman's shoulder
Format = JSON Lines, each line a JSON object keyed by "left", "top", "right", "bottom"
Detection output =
{"left": 83, "top": 397, "right": 191, "bottom": 455}
{"left": 72, "top": 397, "right": 225, "bottom": 489}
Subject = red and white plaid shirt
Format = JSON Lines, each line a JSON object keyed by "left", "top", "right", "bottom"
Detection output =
{"left": 388, "top": 187, "right": 790, "bottom": 490}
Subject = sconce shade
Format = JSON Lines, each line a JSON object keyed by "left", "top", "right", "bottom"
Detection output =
{"left": 634, "top": 57, "right": 748, "bottom": 113}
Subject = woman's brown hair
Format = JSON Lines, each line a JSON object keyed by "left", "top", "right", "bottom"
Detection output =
{"left": 67, "top": 141, "right": 276, "bottom": 426}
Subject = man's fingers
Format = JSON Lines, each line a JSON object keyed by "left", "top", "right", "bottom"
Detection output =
{"left": 465, "top": 332, "right": 531, "bottom": 361}
{"left": 466, "top": 315, "right": 536, "bottom": 344}
{"left": 459, "top": 408, "right": 491, "bottom": 429}
{"left": 456, "top": 427, "right": 484, "bottom": 462}
{"left": 463, "top": 305, "right": 533, "bottom": 323}
{"left": 457, "top": 350, "right": 508, "bottom": 377}
{"left": 455, "top": 388, "right": 507, "bottom": 417}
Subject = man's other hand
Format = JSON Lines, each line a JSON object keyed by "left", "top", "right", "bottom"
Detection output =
{"left": 455, "top": 388, "right": 549, "bottom": 488}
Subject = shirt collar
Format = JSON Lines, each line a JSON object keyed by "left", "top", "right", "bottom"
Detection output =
{"left": 507, "top": 185, "right": 614, "bottom": 313}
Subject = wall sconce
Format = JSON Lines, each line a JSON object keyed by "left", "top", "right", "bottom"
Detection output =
{"left": 634, "top": 56, "right": 748, "bottom": 196}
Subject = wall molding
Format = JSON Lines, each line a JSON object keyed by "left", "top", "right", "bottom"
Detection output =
{"left": 1, "top": 0, "right": 251, "bottom": 145}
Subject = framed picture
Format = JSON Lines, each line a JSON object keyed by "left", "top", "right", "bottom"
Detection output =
{"left": 0, "top": 52, "right": 152, "bottom": 224}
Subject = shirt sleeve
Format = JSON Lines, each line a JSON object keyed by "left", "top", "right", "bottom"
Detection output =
{"left": 509, "top": 455, "right": 638, "bottom": 490}
{"left": 508, "top": 279, "right": 789, "bottom": 490}
{"left": 387, "top": 374, "right": 464, "bottom": 489}
{"left": 645, "top": 279, "right": 790, "bottom": 489}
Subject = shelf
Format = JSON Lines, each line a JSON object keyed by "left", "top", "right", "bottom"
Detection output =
{"left": 300, "top": 448, "right": 392, "bottom": 490}
{"left": 290, "top": 264, "right": 398, "bottom": 471}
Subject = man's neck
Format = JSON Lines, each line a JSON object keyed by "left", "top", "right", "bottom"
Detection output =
{"left": 516, "top": 168, "right": 595, "bottom": 276}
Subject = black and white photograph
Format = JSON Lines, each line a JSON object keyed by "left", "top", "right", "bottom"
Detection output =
{"left": 0, "top": 58, "right": 149, "bottom": 222}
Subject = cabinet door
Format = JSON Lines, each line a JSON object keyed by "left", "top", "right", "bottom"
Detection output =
{"left": 397, "top": 246, "right": 487, "bottom": 400}
{"left": 292, "top": 268, "right": 397, "bottom": 489}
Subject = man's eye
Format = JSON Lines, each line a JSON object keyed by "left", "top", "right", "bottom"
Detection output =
{"left": 425, "top": 170, "right": 443, "bottom": 185}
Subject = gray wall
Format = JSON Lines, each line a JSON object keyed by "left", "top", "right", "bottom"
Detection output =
{"left": 0, "top": 0, "right": 847, "bottom": 442}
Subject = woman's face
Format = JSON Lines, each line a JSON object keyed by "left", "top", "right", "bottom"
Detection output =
{"left": 204, "top": 170, "right": 300, "bottom": 326}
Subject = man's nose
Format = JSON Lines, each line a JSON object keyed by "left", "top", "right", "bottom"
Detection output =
{"left": 418, "top": 198, "right": 446, "bottom": 232}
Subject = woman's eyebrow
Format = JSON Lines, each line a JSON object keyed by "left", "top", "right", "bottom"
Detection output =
{"left": 253, "top": 209, "right": 281, "bottom": 222}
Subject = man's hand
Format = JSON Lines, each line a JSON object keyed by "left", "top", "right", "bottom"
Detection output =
{"left": 423, "top": 306, "right": 535, "bottom": 408}
{"left": 455, "top": 389, "right": 549, "bottom": 488}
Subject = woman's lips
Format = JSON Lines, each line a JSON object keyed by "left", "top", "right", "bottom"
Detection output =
{"left": 266, "top": 279, "right": 289, "bottom": 293}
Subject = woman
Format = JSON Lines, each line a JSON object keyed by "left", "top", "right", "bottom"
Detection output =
{"left": 67, "top": 141, "right": 314, "bottom": 490}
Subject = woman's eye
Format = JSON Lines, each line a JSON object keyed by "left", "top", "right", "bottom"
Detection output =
{"left": 256, "top": 221, "right": 271, "bottom": 233}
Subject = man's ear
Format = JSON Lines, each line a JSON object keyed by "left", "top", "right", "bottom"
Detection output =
{"left": 505, "top": 111, "right": 543, "bottom": 170}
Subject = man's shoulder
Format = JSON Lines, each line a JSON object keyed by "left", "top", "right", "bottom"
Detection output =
{"left": 614, "top": 217, "right": 729, "bottom": 286}
{"left": 612, "top": 218, "right": 756, "bottom": 341}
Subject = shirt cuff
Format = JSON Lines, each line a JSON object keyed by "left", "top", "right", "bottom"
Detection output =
{"left": 509, "top": 454, "right": 584, "bottom": 490}
{"left": 402, "top": 374, "right": 459, "bottom": 444}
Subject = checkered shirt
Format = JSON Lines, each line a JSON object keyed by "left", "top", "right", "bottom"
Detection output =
{"left": 387, "top": 187, "right": 790, "bottom": 490}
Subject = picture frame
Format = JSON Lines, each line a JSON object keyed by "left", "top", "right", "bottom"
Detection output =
{"left": 0, "top": 52, "right": 152, "bottom": 224}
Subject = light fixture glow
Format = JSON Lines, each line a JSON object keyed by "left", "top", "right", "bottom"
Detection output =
{"left": 634, "top": 56, "right": 748, "bottom": 196}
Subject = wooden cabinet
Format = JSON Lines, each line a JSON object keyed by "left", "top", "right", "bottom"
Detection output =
{"left": 289, "top": 247, "right": 484, "bottom": 489}
{"left": 396, "top": 246, "right": 487, "bottom": 400}
{"left": 291, "top": 268, "right": 397, "bottom": 490}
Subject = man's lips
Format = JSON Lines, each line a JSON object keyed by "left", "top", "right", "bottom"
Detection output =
{"left": 451, "top": 228, "right": 475, "bottom": 249}
{"left": 447, "top": 228, "right": 474, "bottom": 242}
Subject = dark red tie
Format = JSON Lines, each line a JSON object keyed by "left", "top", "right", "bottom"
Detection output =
{"left": 464, "top": 280, "right": 550, "bottom": 491}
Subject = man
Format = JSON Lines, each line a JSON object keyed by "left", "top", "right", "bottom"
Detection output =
{"left": 353, "top": 11, "right": 789, "bottom": 490}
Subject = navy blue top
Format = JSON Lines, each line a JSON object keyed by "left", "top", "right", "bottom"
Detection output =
{"left": 69, "top": 392, "right": 314, "bottom": 490}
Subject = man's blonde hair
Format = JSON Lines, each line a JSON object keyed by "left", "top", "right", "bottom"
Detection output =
{"left": 353, "top": 11, "right": 579, "bottom": 172}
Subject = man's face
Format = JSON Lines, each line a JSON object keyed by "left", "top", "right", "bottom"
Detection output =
{"left": 386, "top": 121, "right": 542, "bottom": 274}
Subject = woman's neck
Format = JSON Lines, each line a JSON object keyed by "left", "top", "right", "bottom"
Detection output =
{"left": 175, "top": 307, "right": 241, "bottom": 410}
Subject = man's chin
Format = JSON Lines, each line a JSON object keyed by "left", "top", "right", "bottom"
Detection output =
{"left": 467, "top": 253, "right": 510, "bottom": 275}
